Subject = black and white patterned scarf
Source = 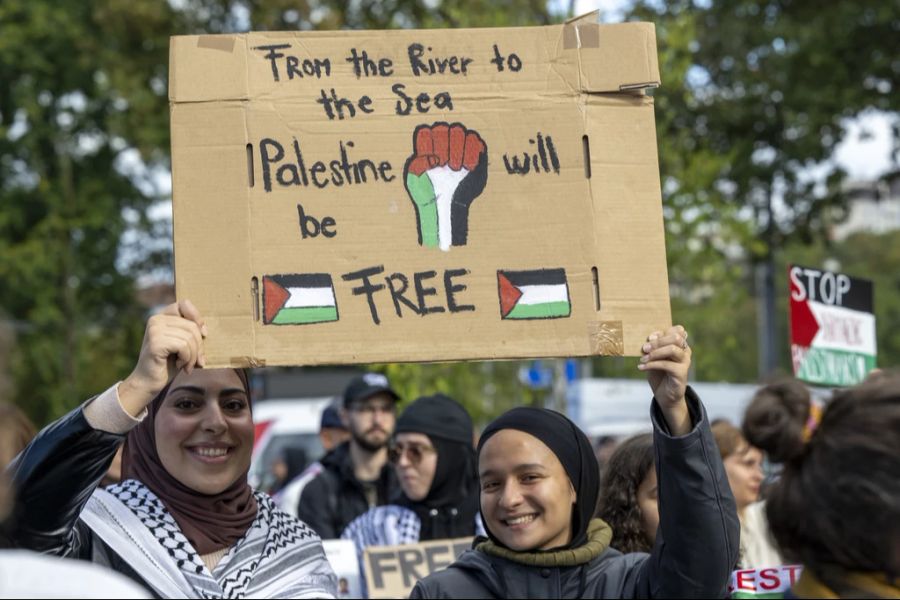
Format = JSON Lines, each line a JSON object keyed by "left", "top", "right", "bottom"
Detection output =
{"left": 103, "top": 479, "right": 336, "bottom": 599}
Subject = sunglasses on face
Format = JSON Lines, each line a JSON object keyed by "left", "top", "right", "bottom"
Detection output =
{"left": 388, "top": 441, "right": 436, "bottom": 465}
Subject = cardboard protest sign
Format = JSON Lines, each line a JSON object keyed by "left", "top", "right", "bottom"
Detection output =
{"left": 729, "top": 566, "right": 803, "bottom": 599}
{"left": 789, "top": 264, "right": 876, "bottom": 386}
{"left": 169, "top": 14, "right": 671, "bottom": 367}
{"left": 363, "top": 537, "right": 473, "bottom": 599}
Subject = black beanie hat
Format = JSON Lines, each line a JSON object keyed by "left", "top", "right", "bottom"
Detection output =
{"left": 477, "top": 406, "right": 600, "bottom": 550}
{"left": 394, "top": 394, "right": 473, "bottom": 445}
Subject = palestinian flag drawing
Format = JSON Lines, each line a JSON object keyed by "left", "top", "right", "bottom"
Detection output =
{"left": 263, "top": 274, "right": 339, "bottom": 325}
{"left": 498, "top": 268, "right": 571, "bottom": 320}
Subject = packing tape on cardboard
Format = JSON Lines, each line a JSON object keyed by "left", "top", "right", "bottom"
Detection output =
{"left": 563, "top": 24, "right": 601, "bottom": 50}
{"left": 588, "top": 321, "right": 624, "bottom": 355}
{"left": 197, "top": 35, "right": 236, "bottom": 53}
{"left": 230, "top": 356, "right": 267, "bottom": 368}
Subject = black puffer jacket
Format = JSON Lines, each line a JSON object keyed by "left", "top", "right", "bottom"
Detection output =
{"left": 296, "top": 441, "right": 398, "bottom": 539}
{"left": 411, "top": 391, "right": 740, "bottom": 599}
{"left": 2, "top": 406, "right": 154, "bottom": 594}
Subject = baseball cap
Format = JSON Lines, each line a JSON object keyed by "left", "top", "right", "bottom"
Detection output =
{"left": 320, "top": 398, "right": 346, "bottom": 430}
{"left": 342, "top": 372, "right": 400, "bottom": 408}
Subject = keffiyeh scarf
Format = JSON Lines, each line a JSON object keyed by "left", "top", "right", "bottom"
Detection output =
{"left": 83, "top": 479, "right": 335, "bottom": 599}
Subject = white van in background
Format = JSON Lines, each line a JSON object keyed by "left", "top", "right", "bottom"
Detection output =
{"left": 249, "top": 397, "right": 332, "bottom": 492}
{"left": 570, "top": 378, "right": 762, "bottom": 440}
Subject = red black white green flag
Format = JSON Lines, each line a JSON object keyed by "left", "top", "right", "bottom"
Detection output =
{"left": 789, "top": 264, "right": 875, "bottom": 386}
{"left": 263, "top": 273, "right": 339, "bottom": 325}
{"left": 497, "top": 268, "right": 571, "bottom": 320}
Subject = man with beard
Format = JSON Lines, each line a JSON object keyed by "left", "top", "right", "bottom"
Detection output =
{"left": 297, "top": 373, "right": 401, "bottom": 538}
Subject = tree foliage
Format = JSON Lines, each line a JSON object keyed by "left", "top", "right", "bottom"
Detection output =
{"left": 625, "top": 0, "right": 900, "bottom": 381}
{"left": 0, "top": 1, "right": 186, "bottom": 423}
{"left": 778, "top": 230, "right": 900, "bottom": 372}
{"left": 0, "top": 0, "right": 559, "bottom": 425}
{"left": 635, "top": 0, "right": 898, "bottom": 252}
{"left": 4, "top": 0, "right": 897, "bottom": 428}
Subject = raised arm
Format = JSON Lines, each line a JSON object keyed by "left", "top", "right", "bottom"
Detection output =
{"left": 117, "top": 299, "right": 207, "bottom": 417}
{"left": 637, "top": 326, "right": 741, "bottom": 598}
{"left": 639, "top": 325, "right": 692, "bottom": 436}
{"left": 3, "top": 300, "right": 206, "bottom": 556}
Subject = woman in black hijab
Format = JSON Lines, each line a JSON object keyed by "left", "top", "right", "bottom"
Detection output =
{"left": 411, "top": 326, "right": 741, "bottom": 599}
{"left": 342, "top": 394, "right": 482, "bottom": 549}
{"left": 475, "top": 406, "right": 601, "bottom": 555}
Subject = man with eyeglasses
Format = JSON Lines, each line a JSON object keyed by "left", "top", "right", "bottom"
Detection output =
{"left": 297, "top": 373, "right": 401, "bottom": 538}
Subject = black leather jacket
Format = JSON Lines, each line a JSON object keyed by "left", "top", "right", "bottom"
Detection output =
{"left": 411, "top": 390, "right": 740, "bottom": 599}
{"left": 3, "top": 406, "right": 154, "bottom": 595}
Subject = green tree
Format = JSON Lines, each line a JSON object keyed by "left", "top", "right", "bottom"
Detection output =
{"left": 778, "top": 230, "right": 900, "bottom": 373}
{"left": 0, "top": 1, "right": 189, "bottom": 423}
{"left": 0, "top": 0, "right": 561, "bottom": 426}
{"left": 627, "top": 0, "right": 899, "bottom": 380}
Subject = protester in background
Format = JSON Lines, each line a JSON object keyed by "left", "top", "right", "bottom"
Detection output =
{"left": 739, "top": 378, "right": 814, "bottom": 568}
{"left": 745, "top": 374, "right": 900, "bottom": 598}
{"left": 275, "top": 398, "right": 347, "bottom": 516}
{"left": 319, "top": 398, "right": 350, "bottom": 452}
{"left": 411, "top": 326, "right": 740, "bottom": 598}
{"left": 595, "top": 433, "right": 656, "bottom": 554}
{"left": 268, "top": 446, "right": 308, "bottom": 494}
{"left": 593, "top": 435, "right": 619, "bottom": 481}
{"left": 4, "top": 301, "right": 336, "bottom": 598}
{"left": 712, "top": 419, "right": 780, "bottom": 569}
{"left": 0, "top": 401, "right": 36, "bottom": 547}
{"left": 297, "top": 373, "right": 400, "bottom": 539}
{"left": 343, "top": 394, "right": 482, "bottom": 551}
{"left": 0, "top": 402, "right": 36, "bottom": 467}
{"left": 741, "top": 376, "right": 815, "bottom": 468}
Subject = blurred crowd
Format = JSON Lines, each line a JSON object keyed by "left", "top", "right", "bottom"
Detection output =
{"left": 1, "top": 303, "right": 897, "bottom": 599}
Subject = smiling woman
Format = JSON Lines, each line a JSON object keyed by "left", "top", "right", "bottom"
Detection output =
{"left": 477, "top": 416, "right": 587, "bottom": 553}
{"left": 411, "top": 326, "right": 742, "bottom": 599}
{"left": 4, "top": 301, "right": 337, "bottom": 599}
{"left": 119, "top": 368, "right": 259, "bottom": 558}
{"left": 145, "top": 370, "right": 254, "bottom": 497}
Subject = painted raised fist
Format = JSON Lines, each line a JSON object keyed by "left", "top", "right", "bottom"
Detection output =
{"left": 404, "top": 122, "right": 488, "bottom": 250}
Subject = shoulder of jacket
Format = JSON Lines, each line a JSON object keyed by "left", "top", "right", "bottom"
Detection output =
{"left": 592, "top": 545, "right": 645, "bottom": 565}
{"left": 417, "top": 562, "right": 480, "bottom": 590}
{"left": 302, "top": 466, "right": 341, "bottom": 495}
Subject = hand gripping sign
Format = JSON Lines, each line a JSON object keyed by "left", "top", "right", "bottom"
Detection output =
{"left": 403, "top": 122, "right": 488, "bottom": 251}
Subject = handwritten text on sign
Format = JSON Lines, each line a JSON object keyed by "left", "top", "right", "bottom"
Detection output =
{"left": 363, "top": 537, "right": 473, "bottom": 599}
{"left": 171, "top": 22, "right": 670, "bottom": 366}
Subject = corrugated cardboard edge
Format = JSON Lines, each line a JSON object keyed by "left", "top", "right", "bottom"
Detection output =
{"left": 628, "top": 23, "right": 660, "bottom": 92}
{"left": 169, "top": 34, "right": 250, "bottom": 103}
{"left": 554, "top": 21, "right": 663, "bottom": 357}
{"left": 559, "top": 22, "right": 659, "bottom": 93}
{"left": 170, "top": 34, "right": 259, "bottom": 367}
{"left": 230, "top": 356, "right": 266, "bottom": 368}
{"left": 171, "top": 24, "right": 667, "bottom": 365}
